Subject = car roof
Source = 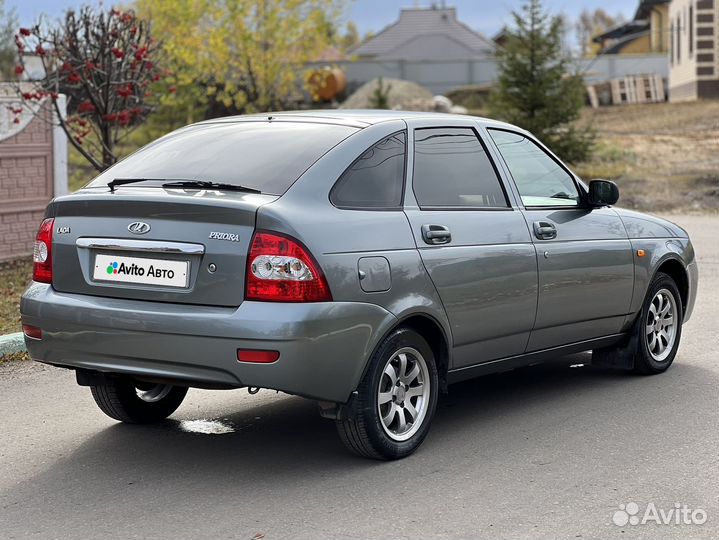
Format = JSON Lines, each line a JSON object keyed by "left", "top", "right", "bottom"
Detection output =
{"left": 195, "top": 109, "right": 521, "bottom": 132}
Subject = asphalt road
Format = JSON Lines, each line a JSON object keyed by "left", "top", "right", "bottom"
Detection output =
{"left": 1, "top": 214, "right": 717, "bottom": 540}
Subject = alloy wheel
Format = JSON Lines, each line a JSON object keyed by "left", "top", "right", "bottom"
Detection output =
{"left": 645, "top": 288, "right": 678, "bottom": 362}
{"left": 377, "top": 347, "right": 431, "bottom": 442}
{"left": 135, "top": 384, "right": 173, "bottom": 403}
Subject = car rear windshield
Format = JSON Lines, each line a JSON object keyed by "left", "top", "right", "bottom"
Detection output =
{"left": 86, "top": 121, "right": 358, "bottom": 195}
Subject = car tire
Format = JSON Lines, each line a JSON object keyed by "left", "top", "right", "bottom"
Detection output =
{"left": 336, "top": 327, "right": 439, "bottom": 460}
{"left": 631, "top": 272, "right": 683, "bottom": 374}
{"left": 90, "top": 379, "right": 188, "bottom": 423}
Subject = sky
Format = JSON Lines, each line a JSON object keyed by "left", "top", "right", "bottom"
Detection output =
{"left": 7, "top": 0, "right": 637, "bottom": 39}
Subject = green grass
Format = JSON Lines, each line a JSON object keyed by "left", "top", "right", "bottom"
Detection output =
{"left": 0, "top": 257, "right": 33, "bottom": 335}
{"left": 572, "top": 139, "right": 635, "bottom": 181}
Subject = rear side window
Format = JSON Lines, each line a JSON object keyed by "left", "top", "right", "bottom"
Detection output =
{"left": 413, "top": 127, "right": 508, "bottom": 208}
{"left": 330, "top": 132, "right": 406, "bottom": 209}
{"left": 488, "top": 129, "right": 580, "bottom": 207}
{"left": 86, "top": 122, "right": 358, "bottom": 195}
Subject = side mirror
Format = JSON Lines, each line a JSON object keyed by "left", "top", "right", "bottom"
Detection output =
{"left": 588, "top": 179, "right": 619, "bottom": 207}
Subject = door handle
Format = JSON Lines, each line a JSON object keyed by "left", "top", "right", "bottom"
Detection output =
{"left": 421, "top": 224, "right": 452, "bottom": 245}
{"left": 533, "top": 221, "right": 557, "bottom": 240}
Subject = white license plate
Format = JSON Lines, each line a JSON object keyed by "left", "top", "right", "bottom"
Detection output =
{"left": 93, "top": 253, "right": 189, "bottom": 288}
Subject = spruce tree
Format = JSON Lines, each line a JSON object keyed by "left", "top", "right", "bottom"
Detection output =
{"left": 490, "top": 0, "right": 594, "bottom": 163}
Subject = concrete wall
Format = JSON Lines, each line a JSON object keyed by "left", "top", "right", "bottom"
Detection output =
{"left": 322, "top": 54, "right": 669, "bottom": 95}
{"left": 0, "top": 87, "right": 67, "bottom": 262}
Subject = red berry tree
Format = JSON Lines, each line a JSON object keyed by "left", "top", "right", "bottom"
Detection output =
{"left": 14, "top": 7, "right": 163, "bottom": 171}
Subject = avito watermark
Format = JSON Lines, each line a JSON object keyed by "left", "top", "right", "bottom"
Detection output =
{"left": 613, "top": 502, "right": 708, "bottom": 527}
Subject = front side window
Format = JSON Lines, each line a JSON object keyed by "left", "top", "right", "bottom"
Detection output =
{"left": 412, "top": 127, "right": 508, "bottom": 208}
{"left": 330, "top": 132, "right": 406, "bottom": 209}
{"left": 488, "top": 129, "right": 580, "bottom": 208}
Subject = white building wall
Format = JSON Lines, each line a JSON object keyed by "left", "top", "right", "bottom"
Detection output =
{"left": 669, "top": 0, "right": 719, "bottom": 101}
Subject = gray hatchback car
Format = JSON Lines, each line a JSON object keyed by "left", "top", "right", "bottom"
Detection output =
{"left": 21, "top": 111, "right": 698, "bottom": 459}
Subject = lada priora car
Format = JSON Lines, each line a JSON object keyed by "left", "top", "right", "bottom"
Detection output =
{"left": 21, "top": 111, "right": 698, "bottom": 459}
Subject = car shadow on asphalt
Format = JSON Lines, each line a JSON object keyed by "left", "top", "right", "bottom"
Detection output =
{"left": 2, "top": 352, "right": 716, "bottom": 525}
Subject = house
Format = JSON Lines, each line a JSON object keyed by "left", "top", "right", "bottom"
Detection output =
{"left": 334, "top": 3, "right": 668, "bottom": 95}
{"left": 669, "top": 0, "right": 719, "bottom": 100}
{"left": 593, "top": 0, "right": 670, "bottom": 54}
{"left": 350, "top": 6, "right": 495, "bottom": 61}
{"left": 491, "top": 27, "right": 509, "bottom": 49}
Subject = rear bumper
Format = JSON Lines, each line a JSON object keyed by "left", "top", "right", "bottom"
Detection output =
{"left": 20, "top": 283, "right": 397, "bottom": 402}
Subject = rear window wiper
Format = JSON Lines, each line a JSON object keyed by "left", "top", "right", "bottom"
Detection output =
{"left": 161, "top": 180, "right": 262, "bottom": 194}
{"left": 107, "top": 178, "right": 262, "bottom": 194}
{"left": 108, "top": 178, "right": 158, "bottom": 192}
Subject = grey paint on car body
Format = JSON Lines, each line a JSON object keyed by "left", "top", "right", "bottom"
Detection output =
{"left": 21, "top": 284, "right": 394, "bottom": 402}
{"left": 21, "top": 110, "right": 698, "bottom": 404}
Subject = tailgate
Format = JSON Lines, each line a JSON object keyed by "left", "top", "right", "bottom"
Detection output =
{"left": 49, "top": 188, "right": 277, "bottom": 307}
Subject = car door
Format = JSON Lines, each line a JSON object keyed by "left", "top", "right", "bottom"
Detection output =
{"left": 487, "top": 128, "right": 634, "bottom": 352}
{"left": 403, "top": 119, "right": 537, "bottom": 369}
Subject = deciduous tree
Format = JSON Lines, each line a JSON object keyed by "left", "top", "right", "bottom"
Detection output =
{"left": 576, "top": 8, "right": 625, "bottom": 57}
{"left": 137, "top": 0, "right": 346, "bottom": 116}
{"left": 13, "top": 7, "right": 164, "bottom": 171}
{"left": 341, "top": 21, "right": 360, "bottom": 52}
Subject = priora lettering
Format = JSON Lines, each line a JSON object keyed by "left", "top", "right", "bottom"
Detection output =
{"left": 209, "top": 231, "right": 240, "bottom": 242}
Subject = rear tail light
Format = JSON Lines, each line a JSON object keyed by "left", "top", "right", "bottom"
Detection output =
{"left": 33, "top": 218, "right": 54, "bottom": 283}
{"left": 246, "top": 231, "right": 332, "bottom": 302}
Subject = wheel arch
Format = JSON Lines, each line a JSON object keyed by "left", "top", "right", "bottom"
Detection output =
{"left": 397, "top": 313, "right": 451, "bottom": 393}
{"left": 360, "top": 312, "right": 452, "bottom": 395}
{"left": 654, "top": 256, "right": 689, "bottom": 316}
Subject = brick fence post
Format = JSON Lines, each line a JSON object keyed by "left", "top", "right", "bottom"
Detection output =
{"left": 0, "top": 84, "right": 68, "bottom": 261}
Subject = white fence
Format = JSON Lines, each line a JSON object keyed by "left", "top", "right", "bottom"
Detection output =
{"left": 332, "top": 58, "right": 499, "bottom": 94}
{"left": 578, "top": 54, "right": 669, "bottom": 83}
{"left": 316, "top": 54, "right": 669, "bottom": 95}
